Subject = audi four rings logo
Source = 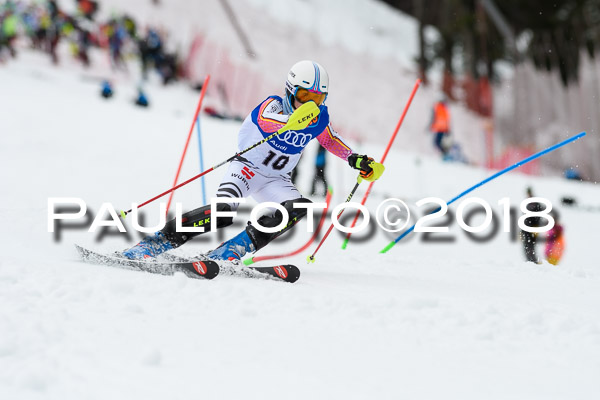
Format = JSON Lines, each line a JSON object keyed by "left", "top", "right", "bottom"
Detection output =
{"left": 280, "top": 131, "right": 310, "bottom": 147}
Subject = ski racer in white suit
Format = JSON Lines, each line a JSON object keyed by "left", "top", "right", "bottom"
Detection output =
{"left": 122, "top": 60, "right": 385, "bottom": 261}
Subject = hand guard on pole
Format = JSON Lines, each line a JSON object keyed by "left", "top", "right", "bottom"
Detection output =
{"left": 348, "top": 153, "right": 385, "bottom": 182}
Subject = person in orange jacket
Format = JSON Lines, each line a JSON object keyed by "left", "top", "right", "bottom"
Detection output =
{"left": 430, "top": 96, "right": 450, "bottom": 156}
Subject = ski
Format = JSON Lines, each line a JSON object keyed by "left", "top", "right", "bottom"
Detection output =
{"left": 162, "top": 253, "right": 301, "bottom": 283}
{"left": 74, "top": 245, "right": 220, "bottom": 280}
{"left": 75, "top": 245, "right": 299, "bottom": 283}
{"left": 246, "top": 265, "right": 300, "bottom": 283}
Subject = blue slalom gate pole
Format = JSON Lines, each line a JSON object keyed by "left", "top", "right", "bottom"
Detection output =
{"left": 196, "top": 116, "right": 207, "bottom": 205}
{"left": 380, "top": 131, "right": 587, "bottom": 253}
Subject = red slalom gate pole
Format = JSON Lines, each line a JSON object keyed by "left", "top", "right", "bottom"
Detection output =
{"left": 165, "top": 75, "right": 211, "bottom": 216}
{"left": 341, "top": 79, "right": 421, "bottom": 249}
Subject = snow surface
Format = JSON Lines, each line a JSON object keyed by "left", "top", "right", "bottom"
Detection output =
{"left": 1, "top": 15, "right": 600, "bottom": 400}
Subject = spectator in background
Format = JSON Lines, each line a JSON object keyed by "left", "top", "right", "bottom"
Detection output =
{"left": 48, "top": 0, "right": 59, "bottom": 19}
{"left": 137, "top": 26, "right": 179, "bottom": 84}
{"left": 105, "top": 17, "right": 126, "bottom": 69}
{"left": 520, "top": 187, "right": 542, "bottom": 264}
{"left": 47, "top": 0, "right": 62, "bottom": 64}
{"left": 121, "top": 15, "right": 136, "bottom": 38}
{"left": 157, "top": 50, "right": 178, "bottom": 84}
{"left": 429, "top": 95, "right": 450, "bottom": 157}
{"left": 138, "top": 27, "right": 163, "bottom": 79}
{"left": 73, "top": 17, "right": 93, "bottom": 66}
{"left": 1, "top": 7, "right": 19, "bottom": 58}
{"left": 21, "top": 4, "right": 42, "bottom": 48}
{"left": 75, "top": 0, "right": 98, "bottom": 21}
{"left": 310, "top": 144, "right": 328, "bottom": 196}
{"left": 545, "top": 213, "right": 564, "bottom": 265}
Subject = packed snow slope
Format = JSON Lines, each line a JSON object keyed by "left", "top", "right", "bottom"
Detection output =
{"left": 1, "top": 49, "right": 600, "bottom": 400}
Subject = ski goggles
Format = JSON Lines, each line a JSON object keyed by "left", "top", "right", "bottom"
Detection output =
{"left": 294, "top": 87, "right": 327, "bottom": 106}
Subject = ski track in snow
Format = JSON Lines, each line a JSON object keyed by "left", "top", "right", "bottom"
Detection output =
{"left": 1, "top": 37, "right": 600, "bottom": 400}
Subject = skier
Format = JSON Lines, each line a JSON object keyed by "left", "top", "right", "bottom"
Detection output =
{"left": 122, "top": 60, "right": 384, "bottom": 261}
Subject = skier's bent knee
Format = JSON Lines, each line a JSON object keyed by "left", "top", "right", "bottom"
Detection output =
{"left": 246, "top": 197, "right": 312, "bottom": 250}
{"left": 161, "top": 203, "right": 234, "bottom": 247}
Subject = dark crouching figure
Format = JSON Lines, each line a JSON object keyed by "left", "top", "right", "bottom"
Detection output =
{"left": 520, "top": 187, "right": 542, "bottom": 263}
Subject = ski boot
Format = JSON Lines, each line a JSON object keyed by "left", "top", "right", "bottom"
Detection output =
{"left": 122, "top": 231, "right": 174, "bottom": 260}
{"left": 208, "top": 230, "right": 256, "bottom": 261}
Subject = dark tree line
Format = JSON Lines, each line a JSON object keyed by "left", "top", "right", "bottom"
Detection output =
{"left": 382, "top": 0, "right": 600, "bottom": 86}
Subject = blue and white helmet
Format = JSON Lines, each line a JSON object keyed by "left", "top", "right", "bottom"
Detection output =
{"left": 284, "top": 60, "right": 329, "bottom": 113}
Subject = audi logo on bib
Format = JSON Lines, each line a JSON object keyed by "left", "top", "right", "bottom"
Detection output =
{"left": 281, "top": 131, "right": 310, "bottom": 147}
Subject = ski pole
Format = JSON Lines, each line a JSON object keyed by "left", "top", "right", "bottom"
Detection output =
{"left": 342, "top": 79, "right": 421, "bottom": 249}
{"left": 307, "top": 178, "right": 362, "bottom": 263}
{"left": 379, "top": 131, "right": 587, "bottom": 253}
{"left": 120, "top": 101, "right": 321, "bottom": 217}
{"left": 243, "top": 187, "right": 333, "bottom": 266}
{"left": 165, "top": 75, "right": 211, "bottom": 217}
